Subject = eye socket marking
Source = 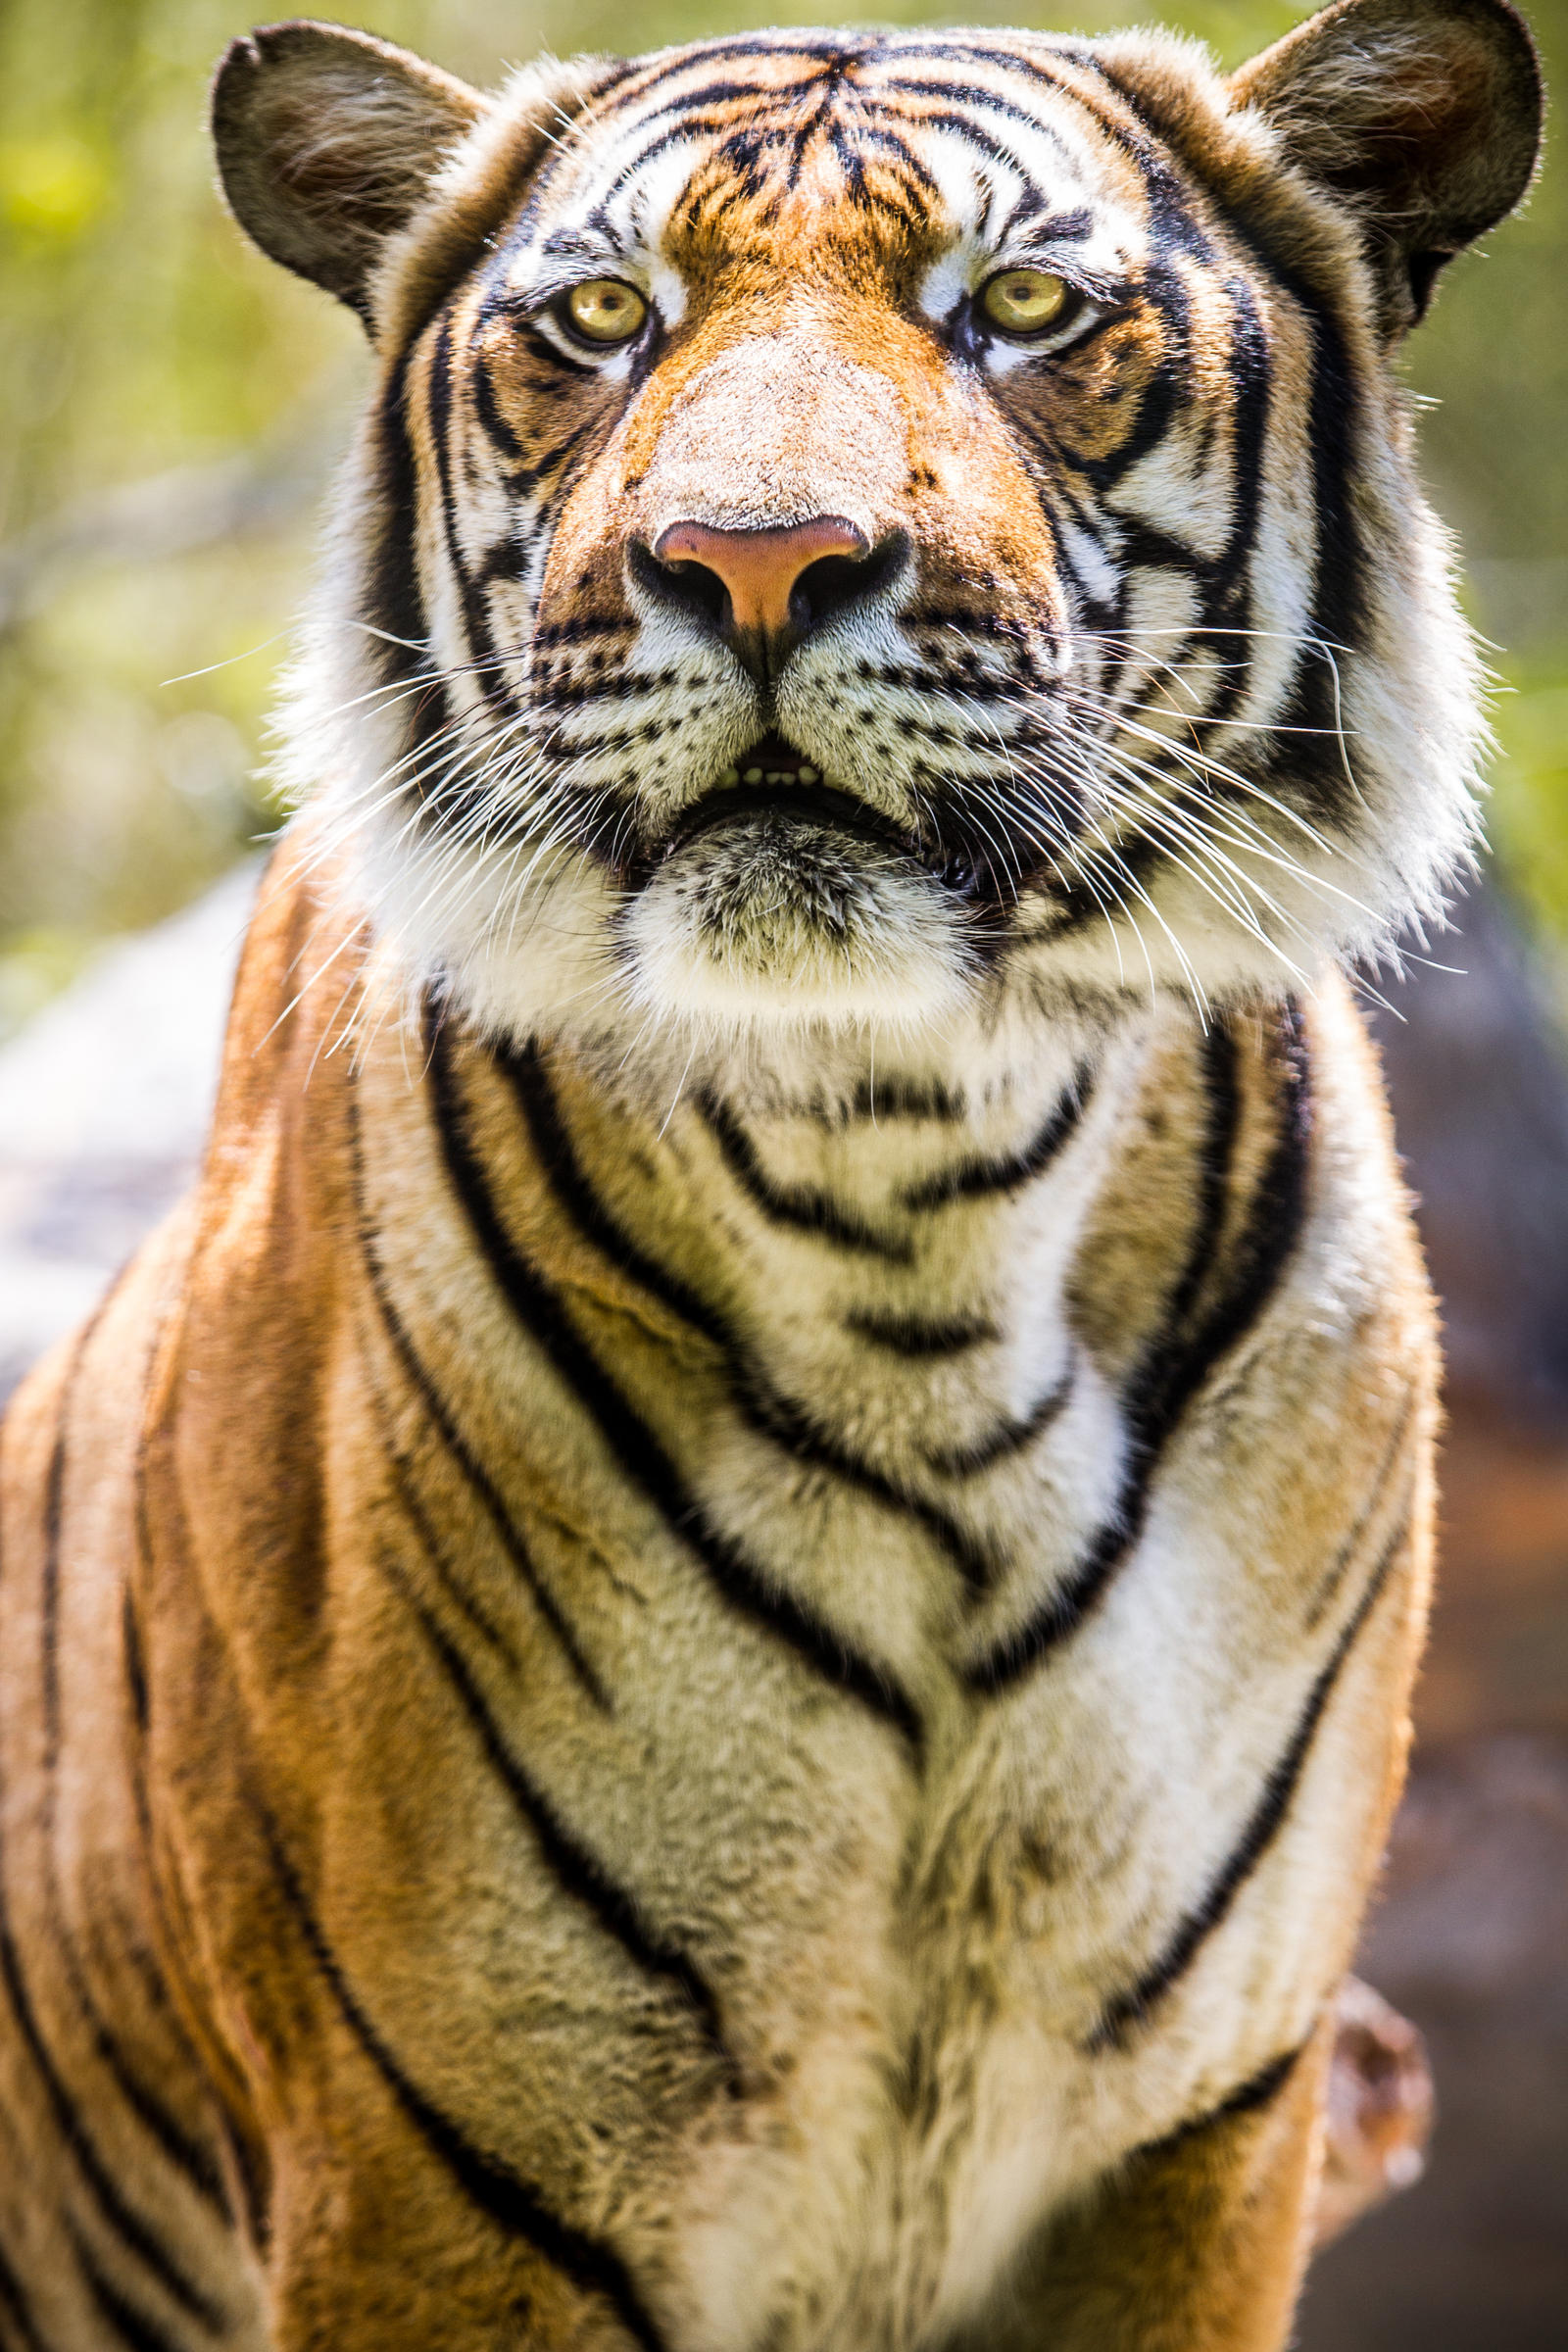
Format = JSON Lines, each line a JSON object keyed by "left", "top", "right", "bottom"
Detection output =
{"left": 978, "top": 267, "right": 1077, "bottom": 339}
{"left": 560, "top": 278, "right": 649, "bottom": 346}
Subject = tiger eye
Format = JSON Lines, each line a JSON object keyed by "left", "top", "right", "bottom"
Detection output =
{"left": 563, "top": 278, "right": 649, "bottom": 345}
{"left": 979, "top": 268, "right": 1071, "bottom": 336}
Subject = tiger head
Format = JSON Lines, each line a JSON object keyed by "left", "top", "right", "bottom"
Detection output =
{"left": 216, "top": 2, "right": 1540, "bottom": 1059}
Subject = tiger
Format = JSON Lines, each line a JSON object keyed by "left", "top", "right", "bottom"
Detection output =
{"left": 0, "top": 3, "right": 1543, "bottom": 2347}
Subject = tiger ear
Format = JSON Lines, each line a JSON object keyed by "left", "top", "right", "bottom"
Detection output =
{"left": 1229, "top": 0, "right": 1543, "bottom": 334}
{"left": 212, "top": 21, "right": 489, "bottom": 324}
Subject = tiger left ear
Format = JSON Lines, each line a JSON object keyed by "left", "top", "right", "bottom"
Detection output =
{"left": 212, "top": 22, "right": 490, "bottom": 326}
{"left": 1230, "top": 0, "right": 1543, "bottom": 335}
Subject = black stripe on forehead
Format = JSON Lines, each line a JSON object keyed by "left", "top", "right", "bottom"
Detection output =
{"left": 591, "top": 72, "right": 936, "bottom": 219}
{"left": 530, "top": 95, "right": 947, "bottom": 237}
{"left": 607, "top": 26, "right": 882, "bottom": 109}
{"left": 584, "top": 51, "right": 880, "bottom": 167}
{"left": 533, "top": 66, "right": 1096, "bottom": 251}
{"left": 492, "top": 33, "right": 1179, "bottom": 283}
{"left": 886, "top": 39, "right": 1217, "bottom": 262}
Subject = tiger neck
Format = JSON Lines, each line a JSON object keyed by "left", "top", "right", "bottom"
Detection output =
{"left": 518, "top": 1002, "right": 1157, "bottom": 1459}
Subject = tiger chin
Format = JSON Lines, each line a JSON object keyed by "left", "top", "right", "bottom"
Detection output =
{"left": 0, "top": 7, "right": 1541, "bottom": 2351}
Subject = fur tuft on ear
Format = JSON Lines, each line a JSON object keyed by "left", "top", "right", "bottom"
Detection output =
{"left": 1230, "top": 0, "right": 1543, "bottom": 334}
{"left": 212, "top": 20, "right": 489, "bottom": 323}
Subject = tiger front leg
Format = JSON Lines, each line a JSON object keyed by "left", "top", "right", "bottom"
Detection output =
{"left": 959, "top": 2023, "right": 1332, "bottom": 2352}
{"left": 262, "top": 2129, "right": 641, "bottom": 2352}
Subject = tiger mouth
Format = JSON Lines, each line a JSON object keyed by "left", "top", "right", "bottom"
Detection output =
{"left": 656, "top": 734, "right": 934, "bottom": 872}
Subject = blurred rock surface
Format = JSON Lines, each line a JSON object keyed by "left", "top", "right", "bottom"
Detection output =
{"left": 0, "top": 860, "right": 256, "bottom": 1396}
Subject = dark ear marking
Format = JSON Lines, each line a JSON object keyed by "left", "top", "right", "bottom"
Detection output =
{"left": 211, "top": 20, "right": 489, "bottom": 323}
{"left": 1230, "top": 0, "right": 1543, "bottom": 334}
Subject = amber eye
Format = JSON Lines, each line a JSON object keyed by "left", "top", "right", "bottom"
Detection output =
{"left": 979, "top": 268, "right": 1072, "bottom": 337}
{"left": 561, "top": 278, "right": 649, "bottom": 345}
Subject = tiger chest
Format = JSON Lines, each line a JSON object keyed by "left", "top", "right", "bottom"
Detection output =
{"left": 332, "top": 1012, "right": 1393, "bottom": 2343}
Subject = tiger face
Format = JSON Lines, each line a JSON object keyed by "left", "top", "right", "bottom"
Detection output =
{"left": 217, "top": 5, "right": 1540, "bottom": 1053}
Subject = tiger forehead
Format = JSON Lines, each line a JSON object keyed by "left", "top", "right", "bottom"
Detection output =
{"left": 508, "top": 42, "right": 1149, "bottom": 293}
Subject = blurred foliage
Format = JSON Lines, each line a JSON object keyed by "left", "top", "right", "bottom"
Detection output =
{"left": 0, "top": 0, "right": 1563, "bottom": 1034}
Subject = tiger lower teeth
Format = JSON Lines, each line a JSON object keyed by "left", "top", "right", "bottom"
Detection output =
{"left": 716, "top": 755, "right": 824, "bottom": 789}
{"left": 723, "top": 762, "right": 822, "bottom": 786}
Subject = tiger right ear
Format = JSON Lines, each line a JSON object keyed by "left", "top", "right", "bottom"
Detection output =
{"left": 1230, "top": 0, "right": 1543, "bottom": 335}
{"left": 212, "top": 21, "right": 489, "bottom": 325}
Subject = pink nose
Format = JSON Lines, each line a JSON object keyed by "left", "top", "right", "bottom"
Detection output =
{"left": 652, "top": 516, "right": 869, "bottom": 641}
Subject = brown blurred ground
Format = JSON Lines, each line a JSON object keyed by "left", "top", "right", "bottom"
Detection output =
{"left": 1299, "top": 1443, "right": 1568, "bottom": 2348}
{"left": 1299, "top": 903, "right": 1568, "bottom": 2349}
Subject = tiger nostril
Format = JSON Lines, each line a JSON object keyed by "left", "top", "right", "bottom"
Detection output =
{"left": 793, "top": 536, "right": 907, "bottom": 631}
{"left": 649, "top": 544, "right": 730, "bottom": 632}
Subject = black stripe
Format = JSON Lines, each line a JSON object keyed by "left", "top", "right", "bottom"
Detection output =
{"left": 1132, "top": 2044, "right": 1305, "bottom": 2160}
{"left": 1075, "top": 44, "right": 1369, "bottom": 798}
{"left": 0, "top": 2242, "right": 45, "bottom": 2352}
{"left": 700, "top": 1095, "right": 913, "bottom": 1262}
{"left": 842, "top": 1309, "right": 998, "bottom": 1359}
{"left": 37, "top": 1327, "right": 230, "bottom": 2224}
{"left": 365, "top": 347, "right": 429, "bottom": 672}
{"left": 362, "top": 346, "right": 458, "bottom": 814}
{"left": 529, "top": 613, "right": 628, "bottom": 650}
{"left": 347, "top": 1096, "right": 610, "bottom": 1713}
{"left": 731, "top": 1377, "right": 999, "bottom": 1600}
{"left": 7, "top": 1323, "right": 223, "bottom": 2321}
{"left": 923, "top": 1368, "right": 1074, "bottom": 1477}
{"left": 123, "top": 1446, "right": 232, "bottom": 2122}
{"left": 1179, "top": 270, "right": 1269, "bottom": 741}
{"left": 899, "top": 1064, "right": 1095, "bottom": 1210}
{"left": 428, "top": 315, "right": 518, "bottom": 725}
{"left": 1089, "top": 1518, "right": 1406, "bottom": 2051}
{"left": 847, "top": 1071, "right": 966, "bottom": 1123}
{"left": 39, "top": 1308, "right": 107, "bottom": 1789}
{"left": 217, "top": 2100, "right": 272, "bottom": 2263}
{"left": 71, "top": 2234, "right": 182, "bottom": 2352}
{"left": 1152, "top": 1005, "right": 1312, "bottom": 1411}
{"left": 252, "top": 1796, "right": 670, "bottom": 2352}
{"left": 54, "top": 1948, "right": 228, "bottom": 2224}
{"left": 1303, "top": 1395, "right": 1418, "bottom": 1633}
{"left": 423, "top": 1017, "right": 924, "bottom": 1759}
{"left": 966, "top": 1006, "right": 1311, "bottom": 1692}
{"left": 508, "top": 1046, "right": 1025, "bottom": 1592}
{"left": 605, "top": 28, "right": 863, "bottom": 109}
{"left": 0, "top": 1876, "right": 220, "bottom": 2328}
{"left": 504, "top": 1045, "right": 726, "bottom": 1347}
{"left": 827, "top": 117, "right": 942, "bottom": 200}
{"left": 1272, "top": 303, "right": 1366, "bottom": 818}
{"left": 122, "top": 1589, "right": 149, "bottom": 1735}
{"left": 471, "top": 353, "right": 524, "bottom": 464}
{"left": 1126, "top": 1022, "right": 1242, "bottom": 1408}
{"left": 377, "top": 1540, "right": 733, "bottom": 2070}
{"left": 1079, "top": 268, "right": 1191, "bottom": 499}
{"left": 361, "top": 1360, "right": 521, "bottom": 1671}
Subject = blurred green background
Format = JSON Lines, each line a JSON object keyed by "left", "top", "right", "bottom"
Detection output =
{"left": 0, "top": 0, "right": 1564, "bottom": 1042}
{"left": 2, "top": 9, "right": 1565, "bottom": 2345}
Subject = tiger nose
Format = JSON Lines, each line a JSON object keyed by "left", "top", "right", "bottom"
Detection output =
{"left": 648, "top": 515, "right": 871, "bottom": 668}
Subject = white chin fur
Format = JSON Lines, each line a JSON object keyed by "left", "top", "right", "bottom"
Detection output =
{"left": 614, "top": 827, "right": 978, "bottom": 1039}
{"left": 341, "top": 805, "right": 978, "bottom": 1054}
